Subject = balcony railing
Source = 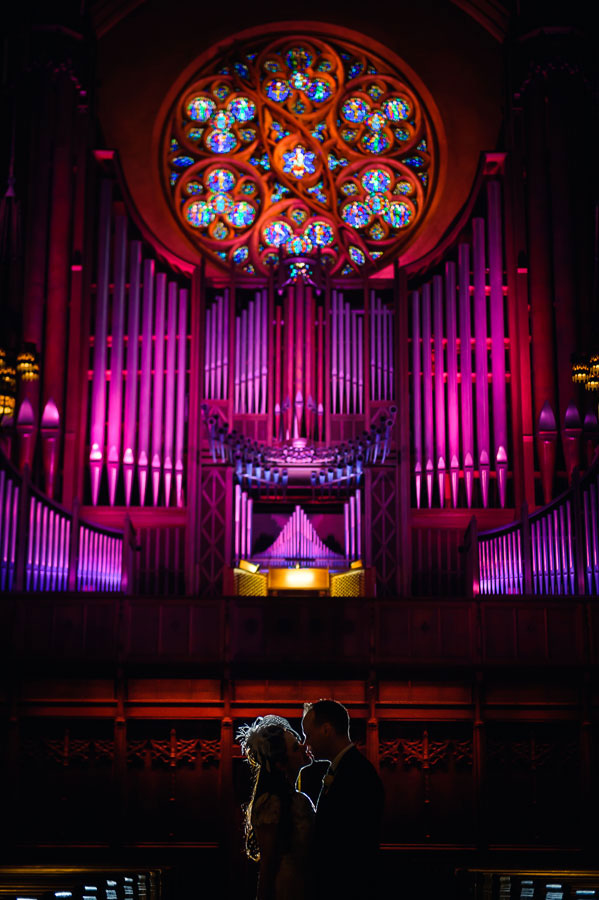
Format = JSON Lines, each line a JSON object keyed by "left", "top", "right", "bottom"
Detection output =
{"left": 464, "top": 457, "right": 599, "bottom": 596}
{"left": 0, "top": 449, "right": 134, "bottom": 593}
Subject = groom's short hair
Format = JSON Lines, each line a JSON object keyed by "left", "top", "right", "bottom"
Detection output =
{"left": 304, "top": 699, "right": 350, "bottom": 736}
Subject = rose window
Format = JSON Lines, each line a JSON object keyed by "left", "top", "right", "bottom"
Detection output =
{"left": 164, "top": 34, "right": 436, "bottom": 276}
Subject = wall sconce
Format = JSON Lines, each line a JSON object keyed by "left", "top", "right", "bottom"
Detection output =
{"left": 0, "top": 348, "right": 17, "bottom": 420}
{"left": 16, "top": 343, "right": 40, "bottom": 382}
{"left": 572, "top": 352, "right": 599, "bottom": 392}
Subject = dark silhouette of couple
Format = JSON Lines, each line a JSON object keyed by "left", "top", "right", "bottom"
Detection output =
{"left": 237, "top": 700, "right": 384, "bottom": 900}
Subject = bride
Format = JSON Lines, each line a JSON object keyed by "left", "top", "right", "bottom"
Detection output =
{"left": 237, "top": 716, "right": 314, "bottom": 900}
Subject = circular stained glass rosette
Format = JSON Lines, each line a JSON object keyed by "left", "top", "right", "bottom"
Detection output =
{"left": 361, "top": 132, "right": 390, "bottom": 153}
{"left": 366, "top": 111, "right": 387, "bottom": 132}
{"left": 342, "top": 200, "right": 372, "bottom": 229}
{"left": 366, "top": 193, "right": 389, "bottom": 215}
{"left": 227, "top": 201, "right": 256, "bottom": 228}
{"left": 287, "top": 234, "right": 313, "bottom": 255}
{"left": 305, "top": 220, "right": 334, "bottom": 246}
{"left": 263, "top": 220, "right": 293, "bottom": 247}
{"left": 384, "top": 97, "right": 411, "bottom": 121}
{"left": 206, "top": 131, "right": 238, "bottom": 153}
{"left": 291, "top": 71, "right": 310, "bottom": 91}
{"left": 228, "top": 97, "right": 256, "bottom": 121}
{"left": 213, "top": 110, "right": 234, "bottom": 130}
{"left": 209, "top": 192, "right": 234, "bottom": 215}
{"left": 186, "top": 201, "right": 215, "bottom": 228}
{"left": 287, "top": 47, "right": 313, "bottom": 70}
{"left": 307, "top": 80, "right": 332, "bottom": 102}
{"left": 341, "top": 97, "right": 370, "bottom": 123}
{"left": 362, "top": 169, "right": 392, "bottom": 193}
{"left": 207, "top": 169, "right": 236, "bottom": 192}
{"left": 187, "top": 96, "right": 216, "bottom": 121}
{"left": 383, "top": 202, "right": 412, "bottom": 228}
{"left": 266, "top": 79, "right": 290, "bottom": 102}
{"left": 167, "top": 34, "right": 435, "bottom": 274}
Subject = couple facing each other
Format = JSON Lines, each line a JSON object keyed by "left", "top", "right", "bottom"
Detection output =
{"left": 237, "top": 699, "right": 385, "bottom": 900}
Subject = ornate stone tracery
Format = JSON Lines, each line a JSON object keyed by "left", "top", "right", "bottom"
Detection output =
{"left": 163, "top": 34, "right": 435, "bottom": 276}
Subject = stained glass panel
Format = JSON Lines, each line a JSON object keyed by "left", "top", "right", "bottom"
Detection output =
{"left": 164, "top": 33, "right": 434, "bottom": 274}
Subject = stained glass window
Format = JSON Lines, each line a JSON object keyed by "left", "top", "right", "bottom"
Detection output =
{"left": 164, "top": 34, "right": 435, "bottom": 276}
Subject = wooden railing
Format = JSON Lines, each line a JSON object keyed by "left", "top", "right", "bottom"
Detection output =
{"left": 464, "top": 458, "right": 599, "bottom": 596}
{"left": 0, "top": 449, "right": 135, "bottom": 593}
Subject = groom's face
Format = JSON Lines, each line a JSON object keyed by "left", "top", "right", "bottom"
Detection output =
{"left": 301, "top": 710, "right": 330, "bottom": 762}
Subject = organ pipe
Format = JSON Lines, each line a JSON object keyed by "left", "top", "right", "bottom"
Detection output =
{"left": 175, "top": 288, "right": 187, "bottom": 507}
{"left": 164, "top": 282, "right": 178, "bottom": 506}
{"left": 89, "top": 180, "right": 112, "bottom": 505}
{"left": 459, "top": 243, "right": 474, "bottom": 508}
{"left": 445, "top": 262, "right": 460, "bottom": 508}
{"left": 473, "top": 218, "right": 490, "bottom": 508}
{"left": 107, "top": 215, "right": 127, "bottom": 506}
{"left": 123, "top": 240, "right": 142, "bottom": 507}
{"left": 433, "top": 275, "right": 446, "bottom": 507}
{"left": 151, "top": 274, "right": 167, "bottom": 506}
{"left": 487, "top": 181, "right": 508, "bottom": 507}
{"left": 412, "top": 291, "right": 422, "bottom": 508}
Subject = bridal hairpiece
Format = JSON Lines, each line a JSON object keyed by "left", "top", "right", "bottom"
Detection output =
{"left": 237, "top": 715, "right": 296, "bottom": 770}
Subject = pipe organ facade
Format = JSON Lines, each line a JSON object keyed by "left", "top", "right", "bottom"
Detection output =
{"left": 3, "top": 6, "right": 599, "bottom": 894}
{"left": 1, "top": 16, "right": 596, "bottom": 602}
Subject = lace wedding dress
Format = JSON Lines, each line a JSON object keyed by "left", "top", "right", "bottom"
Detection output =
{"left": 252, "top": 790, "right": 315, "bottom": 900}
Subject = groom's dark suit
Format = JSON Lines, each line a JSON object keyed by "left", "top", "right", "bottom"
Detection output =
{"left": 314, "top": 746, "right": 384, "bottom": 900}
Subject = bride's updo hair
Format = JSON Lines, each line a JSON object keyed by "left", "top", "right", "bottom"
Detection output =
{"left": 236, "top": 715, "right": 300, "bottom": 860}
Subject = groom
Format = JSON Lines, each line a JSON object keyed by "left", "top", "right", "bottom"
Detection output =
{"left": 302, "top": 699, "right": 384, "bottom": 900}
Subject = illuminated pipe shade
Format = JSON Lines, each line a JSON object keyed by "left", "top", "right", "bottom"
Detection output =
{"left": 107, "top": 215, "right": 127, "bottom": 506}
{"left": 89, "top": 180, "right": 113, "bottom": 505}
